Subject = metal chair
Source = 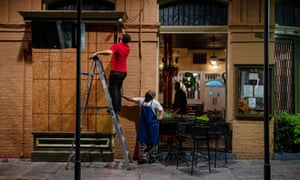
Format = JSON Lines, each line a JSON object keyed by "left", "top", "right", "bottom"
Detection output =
{"left": 208, "top": 114, "right": 229, "bottom": 168}
{"left": 159, "top": 120, "right": 178, "bottom": 166}
{"left": 176, "top": 120, "right": 211, "bottom": 175}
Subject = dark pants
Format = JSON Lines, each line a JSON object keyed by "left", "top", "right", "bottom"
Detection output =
{"left": 139, "top": 142, "right": 158, "bottom": 161}
{"left": 109, "top": 71, "right": 127, "bottom": 112}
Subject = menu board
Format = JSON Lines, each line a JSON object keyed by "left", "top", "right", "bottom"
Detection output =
{"left": 235, "top": 65, "right": 273, "bottom": 117}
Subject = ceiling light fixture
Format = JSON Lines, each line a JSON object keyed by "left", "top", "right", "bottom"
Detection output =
{"left": 210, "top": 34, "right": 218, "bottom": 66}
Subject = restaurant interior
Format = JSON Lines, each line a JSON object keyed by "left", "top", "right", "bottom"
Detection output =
{"left": 158, "top": 33, "right": 227, "bottom": 117}
{"left": 157, "top": 33, "right": 230, "bottom": 173}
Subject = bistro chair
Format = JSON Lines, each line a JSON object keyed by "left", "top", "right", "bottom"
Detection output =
{"left": 176, "top": 120, "right": 211, "bottom": 175}
{"left": 208, "top": 114, "right": 229, "bottom": 168}
{"left": 159, "top": 119, "right": 178, "bottom": 166}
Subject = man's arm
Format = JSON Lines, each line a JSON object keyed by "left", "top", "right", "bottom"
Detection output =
{"left": 92, "top": 50, "right": 113, "bottom": 57}
{"left": 157, "top": 109, "right": 164, "bottom": 121}
{"left": 122, "top": 95, "right": 136, "bottom": 103}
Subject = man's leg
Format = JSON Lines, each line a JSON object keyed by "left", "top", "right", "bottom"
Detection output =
{"left": 116, "top": 73, "right": 126, "bottom": 112}
{"left": 138, "top": 142, "right": 148, "bottom": 164}
{"left": 148, "top": 144, "right": 158, "bottom": 163}
{"left": 109, "top": 71, "right": 126, "bottom": 112}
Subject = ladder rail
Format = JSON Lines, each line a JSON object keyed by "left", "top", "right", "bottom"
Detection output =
{"left": 94, "top": 56, "right": 131, "bottom": 170}
{"left": 66, "top": 60, "right": 96, "bottom": 170}
{"left": 80, "top": 61, "right": 96, "bottom": 128}
{"left": 66, "top": 56, "right": 131, "bottom": 170}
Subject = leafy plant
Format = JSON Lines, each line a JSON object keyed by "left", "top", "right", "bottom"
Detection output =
{"left": 196, "top": 114, "right": 209, "bottom": 121}
{"left": 275, "top": 112, "right": 300, "bottom": 152}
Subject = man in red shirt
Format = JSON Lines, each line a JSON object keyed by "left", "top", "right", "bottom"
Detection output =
{"left": 93, "top": 33, "right": 131, "bottom": 113}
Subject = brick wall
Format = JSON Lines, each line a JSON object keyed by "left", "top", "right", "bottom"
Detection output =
{"left": 232, "top": 120, "right": 274, "bottom": 159}
{"left": 0, "top": 0, "right": 39, "bottom": 158}
{"left": 0, "top": 0, "right": 279, "bottom": 160}
{"left": 228, "top": 0, "right": 275, "bottom": 159}
{"left": 0, "top": 41, "right": 33, "bottom": 157}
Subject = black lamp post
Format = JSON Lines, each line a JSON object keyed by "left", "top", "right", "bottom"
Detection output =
{"left": 264, "top": 0, "right": 271, "bottom": 179}
{"left": 75, "top": 0, "right": 82, "bottom": 179}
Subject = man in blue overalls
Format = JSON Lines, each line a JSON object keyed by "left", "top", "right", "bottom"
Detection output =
{"left": 123, "top": 90, "right": 164, "bottom": 164}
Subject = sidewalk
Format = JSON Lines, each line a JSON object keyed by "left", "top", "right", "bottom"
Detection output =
{"left": 1, "top": 158, "right": 300, "bottom": 180}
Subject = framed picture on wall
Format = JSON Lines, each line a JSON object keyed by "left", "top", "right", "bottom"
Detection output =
{"left": 235, "top": 64, "right": 274, "bottom": 118}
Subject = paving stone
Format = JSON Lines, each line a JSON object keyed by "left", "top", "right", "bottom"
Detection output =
{"left": 1, "top": 159, "right": 300, "bottom": 180}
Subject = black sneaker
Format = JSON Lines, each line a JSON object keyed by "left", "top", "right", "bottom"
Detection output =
{"left": 137, "top": 159, "right": 147, "bottom": 165}
{"left": 148, "top": 158, "right": 157, "bottom": 164}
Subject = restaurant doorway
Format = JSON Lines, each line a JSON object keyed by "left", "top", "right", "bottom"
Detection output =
{"left": 158, "top": 33, "right": 228, "bottom": 115}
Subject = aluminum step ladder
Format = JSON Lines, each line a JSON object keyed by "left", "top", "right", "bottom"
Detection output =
{"left": 66, "top": 56, "right": 131, "bottom": 170}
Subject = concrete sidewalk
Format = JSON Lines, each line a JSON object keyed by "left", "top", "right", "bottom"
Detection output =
{"left": 0, "top": 158, "right": 300, "bottom": 180}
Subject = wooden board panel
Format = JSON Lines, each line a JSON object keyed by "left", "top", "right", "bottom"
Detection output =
{"left": 50, "top": 80, "right": 61, "bottom": 113}
{"left": 33, "top": 80, "right": 48, "bottom": 113}
{"left": 33, "top": 114, "right": 49, "bottom": 131}
{"left": 49, "top": 114, "right": 61, "bottom": 131}
{"left": 61, "top": 80, "right": 76, "bottom": 113}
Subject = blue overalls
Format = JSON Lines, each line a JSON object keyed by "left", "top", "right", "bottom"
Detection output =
{"left": 136, "top": 101, "right": 159, "bottom": 162}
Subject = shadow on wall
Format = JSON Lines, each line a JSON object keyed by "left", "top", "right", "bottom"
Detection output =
{"left": 119, "top": 105, "right": 140, "bottom": 160}
{"left": 119, "top": 105, "right": 140, "bottom": 124}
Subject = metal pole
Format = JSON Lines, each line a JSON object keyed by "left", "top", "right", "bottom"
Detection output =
{"left": 264, "top": 0, "right": 271, "bottom": 179}
{"left": 75, "top": 0, "right": 82, "bottom": 179}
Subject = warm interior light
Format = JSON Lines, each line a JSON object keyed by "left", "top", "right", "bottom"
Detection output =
{"left": 210, "top": 60, "right": 217, "bottom": 66}
{"left": 210, "top": 34, "right": 218, "bottom": 66}
{"left": 159, "top": 62, "right": 164, "bottom": 70}
{"left": 210, "top": 55, "right": 218, "bottom": 66}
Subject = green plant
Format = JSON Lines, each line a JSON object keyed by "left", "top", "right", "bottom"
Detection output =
{"left": 196, "top": 114, "right": 209, "bottom": 121}
{"left": 275, "top": 112, "right": 300, "bottom": 152}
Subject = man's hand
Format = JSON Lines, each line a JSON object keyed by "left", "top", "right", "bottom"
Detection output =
{"left": 157, "top": 110, "right": 164, "bottom": 121}
{"left": 90, "top": 50, "right": 113, "bottom": 59}
{"left": 90, "top": 52, "right": 99, "bottom": 59}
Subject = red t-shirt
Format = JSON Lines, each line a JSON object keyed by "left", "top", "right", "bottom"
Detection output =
{"left": 110, "top": 42, "right": 130, "bottom": 72}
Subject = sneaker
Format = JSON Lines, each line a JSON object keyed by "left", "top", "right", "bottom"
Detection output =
{"left": 137, "top": 159, "right": 147, "bottom": 165}
{"left": 148, "top": 158, "right": 157, "bottom": 164}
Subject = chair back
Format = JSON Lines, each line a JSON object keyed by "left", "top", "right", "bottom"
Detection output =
{"left": 191, "top": 125, "right": 210, "bottom": 138}
{"left": 177, "top": 121, "right": 194, "bottom": 135}
{"left": 208, "top": 113, "right": 229, "bottom": 135}
{"left": 160, "top": 120, "right": 178, "bottom": 136}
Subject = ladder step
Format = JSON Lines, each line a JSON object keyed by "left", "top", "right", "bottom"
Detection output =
{"left": 80, "top": 72, "right": 98, "bottom": 76}
{"left": 80, "top": 72, "right": 99, "bottom": 75}
{"left": 80, "top": 72, "right": 90, "bottom": 75}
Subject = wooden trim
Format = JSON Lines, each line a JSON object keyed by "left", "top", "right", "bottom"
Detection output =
{"left": 19, "top": 10, "right": 127, "bottom": 24}
{"left": 159, "top": 25, "right": 228, "bottom": 34}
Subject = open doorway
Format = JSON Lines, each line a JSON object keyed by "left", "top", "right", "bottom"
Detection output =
{"left": 158, "top": 33, "right": 227, "bottom": 115}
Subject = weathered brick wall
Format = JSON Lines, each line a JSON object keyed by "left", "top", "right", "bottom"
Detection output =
{"left": 0, "top": 0, "right": 39, "bottom": 158}
{"left": 232, "top": 120, "right": 274, "bottom": 159}
{"left": 228, "top": 0, "right": 275, "bottom": 159}
{"left": 114, "top": 0, "right": 160, "bottom": 158}
{"left": 0, "top": 0, "right": 159, "bottom": 159}
{"left": 0, "top": 0, "right": 279, "bottom": 160}
{"left": 0, "top": 40, "right": 32, "bottom": 158}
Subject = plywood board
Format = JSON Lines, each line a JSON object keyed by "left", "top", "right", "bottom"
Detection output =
{"left": 32, "top": 114, "right": 49, "bottom": 131}
{"left": 61, "top": 80, "right": 76, "bottom": 113}
{"left": 50, "top": 80, "right": 61, "bottom": 113}
{"left": 49, "top": 114, "right": 61, "bottom": 131}
{"left": 61, "top": 114, "right": 75, "bottom": 132}
{"left": 33, "top": 80, "right": 48, "bottom": 113}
